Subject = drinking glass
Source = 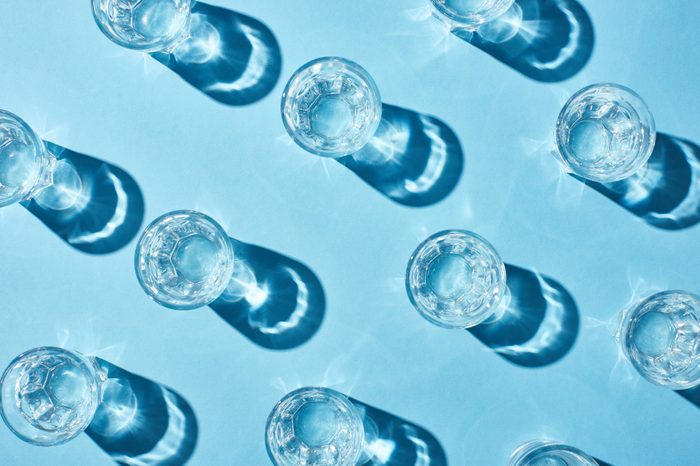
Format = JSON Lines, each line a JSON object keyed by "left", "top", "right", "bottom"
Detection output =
{"left": 618, "top": 290, "right": 700, "bottom": 389}
{"left": 281, "top": 57, "right": 382, "bottom": 158}
{"left": 555, "top": 83, "right": 656, "bottom": 183}
{"left": 406, "top": 230, "right": 508, "bottom": 329}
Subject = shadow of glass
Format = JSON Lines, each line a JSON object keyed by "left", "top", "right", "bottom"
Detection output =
{"left": 468, "top": 264, "right": 579, "bottom": 368}
{"left": 209, "top": 238, "right": 325, "bottom": 350}
{"left": 86, "top": 359, "right": 198, "bottom": 466}
{"left": 594, "top": 459, "right": 615, "bottom": 466}
{"left": 21, "top": 142, "right": 144, "bottom": 254}
{"left": 337, "top": 104, "right": 463, "bottom": 207}
{"left": 676, "top": 385, "right": 700, "bottom": 410}
{"left": 452, "top": 0, "right": 594, "bottom": 82}
{"left": 151, "top": 2, "right": 281, "bottom": 106}
{"left": 582, "top": 133, "right": 700, "bottom": 230}
{"left": 350, "top": 399, "right": 448, "bottom": 466}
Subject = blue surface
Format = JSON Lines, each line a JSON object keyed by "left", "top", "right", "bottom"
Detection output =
{"left": 1, "top": 0, "right": 700, "bottom": 464}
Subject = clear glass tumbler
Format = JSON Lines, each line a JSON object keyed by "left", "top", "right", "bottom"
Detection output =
{"left": 0, "top": 110, "right": 55, "bottom": 208}
{"left": 430, "top": 0, "right": 515, "bottom": 30}
{"left": 406, "top": 230, "right": 508, "bottom": 329}
{"left": 0, "top": 110, "right": 84, "bottom": 211}
{"left": 281, "top": 57, "right": 382, "bottom": 158}
{"left": 134, "top": 210, "right": 235, "bottom": 310}
{"left": 555, "top": 83, "right": 656, "bottom": 183}
{"left": 92, "top": 0, "right": 192, "bottom": 52}
{"left": 0, "top": 347, "right": 103, "bottom": 447}
{"left": 510, "top": 440, "right": 599, "bottom": 466}
{"left": 265, "top": 387, "right": 365, "bottom": 466}
{"left": 617, "top": 290, "right": 700, "bottom": 389}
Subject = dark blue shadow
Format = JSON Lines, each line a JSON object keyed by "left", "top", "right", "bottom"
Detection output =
{"left": 582, "top": 133, "right": 700, "bottom": 230}
{"left": 338, "top": 104, "right": 463, "bottom": 207}
{"left": 350, "top": 399, "right": 448, "bottom": 466}
{"left": 86, "top": 359, "right": 198, "bottom": 466}
{"left": 21, "top": 142, "right": 144, "bottom": 254}
{"left": 453, "top": 0, "right": 594, "bottom": 82}
{"left": 593, "top": 459, "right": 615, "bottom": 466}
{"left": 210, "top": 238, "right": 325, "bottom": 350}
{"left": 151, "top": 2, "right": 281, "bottom": 106}
{"left": 468, "top": 264, "right": 579, "bottom": 368}
{"left": 676, "top": 385, "right": 700, "bottom": 410}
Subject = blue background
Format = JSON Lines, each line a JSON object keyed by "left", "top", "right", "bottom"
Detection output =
{"left": 1, "top": 0, "right": 700, "bottom": 464}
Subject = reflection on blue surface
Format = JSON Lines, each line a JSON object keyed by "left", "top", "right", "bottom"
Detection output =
{"left": 338, "top": 104, "right": 463, "bottom": 207}
{"left": 210, "top": 238, "right": 325, "bottom": 350}
{"left": 583, "top": 133, "right": 700, "bottom": 230}
{"left": 351, "top": 398, "right": 447, "bottom": 466}
{"left": 86, "top": 358, "right": 198, "bottom": 466}
{"left": 152, "top": 2, "right": 281, "bottom": 106}
{"left": 469, "top": 264, "right": 579, "bottom": 367}
{"left": 22, "top": 142, "right": 144, "bottom": 255}
{"left": 453, "top": 0, "right": 594, "bottom": 82}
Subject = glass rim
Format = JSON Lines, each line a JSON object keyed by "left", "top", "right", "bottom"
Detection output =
{"left": 509, "top": 440, "right": 599, "bottom": 466}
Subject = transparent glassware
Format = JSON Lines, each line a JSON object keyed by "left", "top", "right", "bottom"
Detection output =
{"left": 265, "top": 387, "right": 365, "bottom": 466}
{"left": 406, "top": 230, "right": 508, "bottom": 329}
{"left": 91, "top": 0, "right": 192, "bottom": 52}
{"left": 510, "top": 440, "right": 599, "bottom": 466}
{"left": 134, "top": 210, "right": 235, "bottom": 310}
{"left": 430, "top": 0, "right": 515, "bottom": 30}
{"left": 617, "top": 290, "right": 700, "bottom": 389}
{"left": 0, "top": 110, "right": 55, "bottom": 208}
{"left": 0, "top": 347, "right": 103, "bottom": 447}
{"left": 281, "top": 57, "right": 382, "bottom": 158}
{"left": 555, "top": 83, "right": 656, "bottom": 183}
